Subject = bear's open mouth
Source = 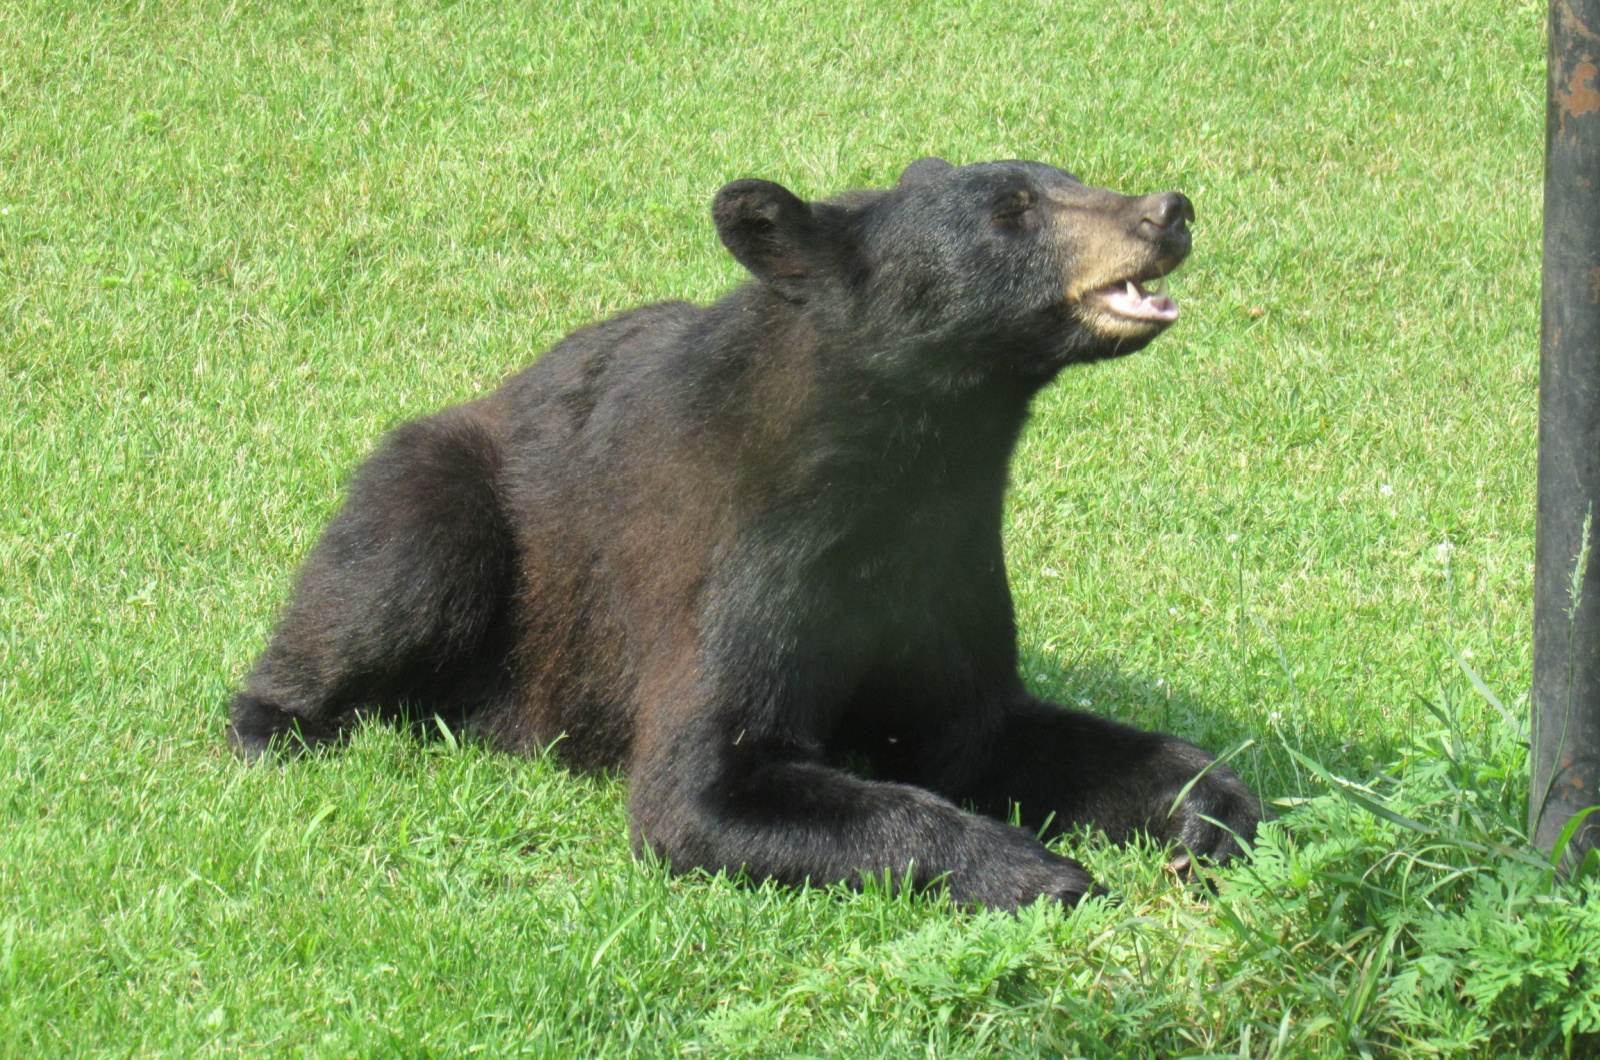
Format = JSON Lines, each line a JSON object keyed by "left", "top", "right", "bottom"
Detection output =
{"left": 1087, "top": 276, "right": 1179, "bottom": 324}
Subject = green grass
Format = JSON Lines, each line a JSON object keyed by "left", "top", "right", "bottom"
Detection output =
{"left": 1, "top": 0, "right": 1583, "bottom": 1054}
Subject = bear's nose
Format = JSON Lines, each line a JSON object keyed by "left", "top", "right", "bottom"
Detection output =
{"left": 1140, "top": 192, "right": 1194, "bottom": 233}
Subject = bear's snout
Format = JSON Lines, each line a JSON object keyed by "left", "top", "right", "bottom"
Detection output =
{"left": 1135, "top": 191, "right": 1193, "bottom": 276}
{"left": 1139, "top": 191, "right": 1194, "bottom": 234}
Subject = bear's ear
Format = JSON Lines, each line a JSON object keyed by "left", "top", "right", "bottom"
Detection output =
{"left": 713, "top": 179, "right": 825, "bottom": 299}
{"left": 898, "top": 157, "right": 955, "bottom": 188}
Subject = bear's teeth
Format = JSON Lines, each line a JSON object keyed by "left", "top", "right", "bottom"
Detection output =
{"left": 1125, "top": 279, "right": 1140, "bottom": 300}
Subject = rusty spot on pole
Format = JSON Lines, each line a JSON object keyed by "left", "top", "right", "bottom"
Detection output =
{"left": 1560, "top": 60, "right": 1600, "bottom": 121}
{"left": 1561, "top": 0, "right": 1600, "bottom": 41}
{"left": 1593, "top": 267, "right": 1600, "bottom": 304}
{"left": 1553, "top": 3, "right": 1600, "bottom": 136}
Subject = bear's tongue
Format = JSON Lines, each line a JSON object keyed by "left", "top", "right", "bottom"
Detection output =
{"left": 1098, "top": 277, "right": 1179, "bottom": 322}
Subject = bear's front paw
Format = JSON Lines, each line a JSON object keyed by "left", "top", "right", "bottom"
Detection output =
{"left": 1163, "top": 763, "right": 1263, "bottom": 870}
{"left": 965, "top": 854, "right": 1101, "bottom": 912}
{"left": 952, "top": 823, "right": 1106, "bottom": 911}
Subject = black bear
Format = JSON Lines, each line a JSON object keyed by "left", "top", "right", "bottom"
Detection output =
{"left": 228, "top": 157, "right": 1262, "bottom": 910}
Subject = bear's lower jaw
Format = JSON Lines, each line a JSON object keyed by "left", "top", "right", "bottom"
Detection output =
{"left": 1084, "top": 277, "right": 1180, "bottom": 324}
{"left": 1074, "top": 301, "right": 1177, "bottom": 344}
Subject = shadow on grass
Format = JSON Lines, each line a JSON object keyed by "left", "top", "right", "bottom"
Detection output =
{"left": 1016, "top": 643, "right": 1400, "bottom": 801}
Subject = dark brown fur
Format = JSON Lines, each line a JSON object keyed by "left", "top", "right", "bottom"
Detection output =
{"left": 228, "top": 158, "right": 1262, "bottom": 910}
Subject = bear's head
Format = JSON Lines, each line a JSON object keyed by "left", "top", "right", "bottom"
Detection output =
{"left": 713, "top": 157, "right": 1193, "bottom": 388}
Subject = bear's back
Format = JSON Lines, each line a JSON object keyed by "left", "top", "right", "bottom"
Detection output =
{"left": 469, "top": 299, "right": 739, "bottom": 765}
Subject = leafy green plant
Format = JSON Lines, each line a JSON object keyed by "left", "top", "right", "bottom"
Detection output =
{"left": 1214, "top": 654, "right": 1599, "bottom": 1058}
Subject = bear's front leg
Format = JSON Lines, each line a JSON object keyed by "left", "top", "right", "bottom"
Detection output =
{"left": 958, "top": 696, "right": 1263, "bottom": 870}
{"left": 626, "top": 720, "right": 1099, "bottom": 911}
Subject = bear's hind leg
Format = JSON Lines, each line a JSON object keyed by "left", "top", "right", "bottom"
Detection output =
{"left": 227, "top": 408, "right": 513, "bottom": 761}
{"left": 226, "top": 691, "right": 348, "bottom": 761}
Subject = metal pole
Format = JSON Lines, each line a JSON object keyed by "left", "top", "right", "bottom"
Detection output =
{"left": 1533, "top": 0, "right": 1600, "bottom": 858}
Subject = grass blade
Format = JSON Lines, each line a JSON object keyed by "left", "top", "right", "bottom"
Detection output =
{"left": 434, "top": 714, "right": 461, "bottom": 753}
{"left": 589, "top": 898, "right": 661, "bottom": 970}
{"left": 1167, "top": 739, "right": 1255, "bottom": 820}
{"left": 300, "top": 803, "right": 339, "bottom": 847}
{"left": 1445, "top": 641, "right": 1525, "bottom": 738}
{"left": 1547, "top": 804, "right": 1600, "bottom": 871}
{"left": 1286, "top": 749, "right": 1434, "bottom": 834}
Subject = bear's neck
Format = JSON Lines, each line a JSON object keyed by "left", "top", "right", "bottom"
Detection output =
{"left": 700, "top": 286, "right": 1039, "bottom": 508}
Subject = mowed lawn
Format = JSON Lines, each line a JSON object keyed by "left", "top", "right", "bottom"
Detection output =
{"left": 3, "top": 0, "right": 1586, "bottom": 1055}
